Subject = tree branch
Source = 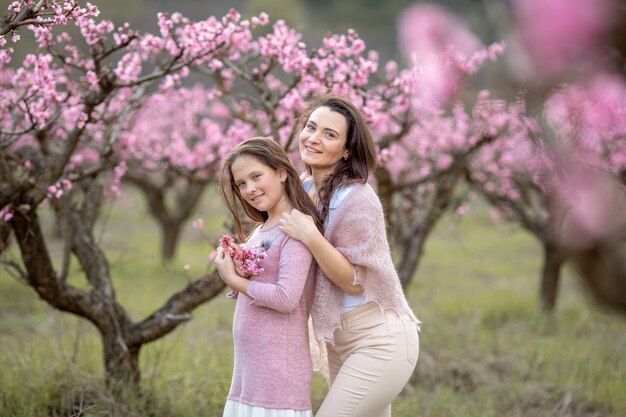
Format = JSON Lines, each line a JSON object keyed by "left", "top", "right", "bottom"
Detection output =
{"left": 128, "top": 272, "right": 226, "bottom": 345}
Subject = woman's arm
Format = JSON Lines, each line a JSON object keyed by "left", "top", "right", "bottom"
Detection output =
{"left": 279, "top": 209, "right": 363, "bottom": 295}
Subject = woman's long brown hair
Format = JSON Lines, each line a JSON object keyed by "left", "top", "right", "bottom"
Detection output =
{"left": 297, "top": 95, "right": 378, "bottom": 224}
{"left": 220, "top": 136, "right": 323, "bottom": 242}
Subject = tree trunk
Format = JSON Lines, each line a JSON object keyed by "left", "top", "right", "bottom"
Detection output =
{"left": 395, "top": 177, "right": 459, "bottom": 289}
{"left": 0, "top": 220, "right": 10, "bottom": 253}
{"left": 12, "top": 209, "right": 87, "bottom": 312}
{"left": 162, "top": 220, "right": 183, "bottom": 261}
{"left": 397, "top": 228, "right": 427, "bottom": 288}
{"left": 539, "top": 242, "right": 565, "bottom": 312}
{"left": 375, "top": 166, "right": 394, "bottom": 232}
{"left": 12, "top": 208, "right": 140, "bottom": 389}
{"left": 124, "top": 174, "right": 207, "bottom": 261}
{"left": 572, "top": 242, "right": 626, "bottom": 313}
{"left": 10, "top": 204, "right": 226, "bottom": 390}
{"left": 103, "top": 334, "right": 141, "bottom": 391}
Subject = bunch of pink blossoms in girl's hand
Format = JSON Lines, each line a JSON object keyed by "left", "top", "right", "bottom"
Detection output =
{"left": 218, "top": 235, "right": 268, "bottom": 276}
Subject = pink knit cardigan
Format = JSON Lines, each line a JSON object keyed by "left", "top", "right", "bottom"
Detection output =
{"left": 311, "top": 182, "right": 420, "bottom": 346}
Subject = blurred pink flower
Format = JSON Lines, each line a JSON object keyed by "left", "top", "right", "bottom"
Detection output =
{"left": 512, "top": 0, "right": 616, "bottom": 80}
{"left": 397, "top": 3, "right": 481, "bottom": 62}
{"left": 0, "top": 204, "right": 14, "bottom": 222}
{"left": 552, "top": 167, "right": 625, "bottom": 249}
{"left": 545, "top": 72, "right": 626, "bottom": 175}
{"left": 397, "top": 3, "right": 482, "bottom": 105}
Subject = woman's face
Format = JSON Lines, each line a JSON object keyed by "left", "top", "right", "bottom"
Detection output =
{"left": 299, "top": 106, "right": 350, "bottom": 178}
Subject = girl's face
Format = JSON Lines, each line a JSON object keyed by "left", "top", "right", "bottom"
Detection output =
{"left": 299, "top": 106, "right": 350, "bottom": 178}
{"left": 231, "top": 155, "right": 290, "bottom": 221}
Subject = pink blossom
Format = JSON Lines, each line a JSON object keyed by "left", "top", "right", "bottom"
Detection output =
{"left": 455, "top": 204, "right": 469, "bottom": 217}
{"left": 512, "top": 0, "right": 616, "bottom": 80}
{"left": 552, "top": 167, "right": 625, "bottom": 249}
{"left": 114, "top": 52, "right": 141, "bottom": 83}
{"left": 193, "top": 219, "right": 204, "bottom": 230}
{"left": 251, "top": 13, "right": 270, "bottom": 27}
{"left": 545, "top": 73, "right": 626, "bottom": 176}
{"left": 397, "top": 3, "right": 483, "bottom": 105}
{"left": 0, "top": 49, "right": 12, "bottom": 67}
{"left": 217, "top": 235, "right": 267, "bottom": 276}
{"left": 31, "top": 26, "right": 53, "bottom": 48}
{"left": 47, "top": 184, "right": 64, "bottom": 199}
{"left": 0, "top": 204, "right": 14, "bottom": 222}
{"left": 436, "top": 153, "right": 453, "bottom": 169}
{"left": 84, "top": 70, "right": 98, "bottom": 90}
{"left": 103, "top": 162, "right": 127, "bottom": 198}
{"left": 8, "top": 2, "right": 20, "bottom": 13}
{"left": 54, "top": 14, "right": 68, "bottom": 25}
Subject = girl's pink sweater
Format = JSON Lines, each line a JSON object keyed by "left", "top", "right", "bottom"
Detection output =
{"left": 226, "top": 223, "right": 316, "bottom": 410}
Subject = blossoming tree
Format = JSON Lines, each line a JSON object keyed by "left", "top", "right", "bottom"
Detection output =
{"left": 544, "top": 74, "right": 626, "bottom": 312}
{"left": 120, "top": 86, "right": 238, "bottom": 260}
{"left": 119, "top": 8, "right": 521, "bottom": 288}
{"left": 0, "top": 1, "right": 271, "bottom": 387}
{"left": 117, "top": 15, "right": 381, "bottom": 261}
{"left": 6, "top": 0, "right": 622, "bottom": 391}
{"left": 465, "top": 0, "right": 626, "bottom": 311}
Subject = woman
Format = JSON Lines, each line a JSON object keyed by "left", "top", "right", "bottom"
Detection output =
{"left": 279, "top": 96, "right": 420, "bottom": 417}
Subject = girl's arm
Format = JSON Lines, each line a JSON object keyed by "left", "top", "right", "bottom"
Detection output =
{"left": 246, "top": 238, "right": 315, "bottom": 313}
{"left": 279, "top": 209, "right": 363, "bottom": 295}
{"left": 214, "top": 247, "right": 250, "bottom": 295}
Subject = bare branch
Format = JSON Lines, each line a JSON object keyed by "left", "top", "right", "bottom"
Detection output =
{"left": 0, "top": 258, "right": 28, "bottom": 282}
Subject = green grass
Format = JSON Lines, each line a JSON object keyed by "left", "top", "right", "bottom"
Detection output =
{"left": 1, "top": 190, "right": 625, "bottom": 417}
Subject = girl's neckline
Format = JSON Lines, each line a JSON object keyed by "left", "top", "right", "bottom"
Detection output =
{"left": 260, "top": 222, "right": 280, "bottom": 231}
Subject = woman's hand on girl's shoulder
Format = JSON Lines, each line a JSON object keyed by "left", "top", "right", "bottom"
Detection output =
{"left": 279, "top": 209, "right": 318, "bottom": 245}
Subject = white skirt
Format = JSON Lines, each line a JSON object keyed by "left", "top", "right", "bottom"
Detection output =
{"left": 223, "top": 400, "right": 313, "bottom": 417}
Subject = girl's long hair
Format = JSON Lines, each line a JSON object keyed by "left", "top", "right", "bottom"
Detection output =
{"left": 297, "top": 95, "right": 378, "bottom": 224}
{"left": 220, "top": 136, "right": 323, "bottom": 242}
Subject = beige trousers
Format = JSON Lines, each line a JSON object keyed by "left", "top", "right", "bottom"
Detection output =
{"left": 315, "top": 302, "right": 419, "bottom": 417}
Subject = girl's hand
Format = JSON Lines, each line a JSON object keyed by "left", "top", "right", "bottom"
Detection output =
{"left": 279, "top": 209, "right": 319, "bottom": 245}
{"left": 228, "top": 242, "right": 253, "bottom": 278}
{"left": 217, "top": 242, "right": 252, "bottom": 279}
{"left": 235, "top": 264, "right": 252, "bottom": 278}
{"left": 214, "top": 247, "right": 251, "bottom": 295}
{"left": 214, "top": 247, "right": 238, "bottom": 286}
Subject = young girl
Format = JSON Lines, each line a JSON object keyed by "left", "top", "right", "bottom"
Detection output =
{"left": 279, "top": 96, "right": 420, "bottom": 417}
{"left": 214, "top": 136, "right": 322, "bottom": 417}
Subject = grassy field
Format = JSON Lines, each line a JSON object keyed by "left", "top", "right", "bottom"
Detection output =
{"left": 0, "top": 187, "right": 625, "bottom": 417}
